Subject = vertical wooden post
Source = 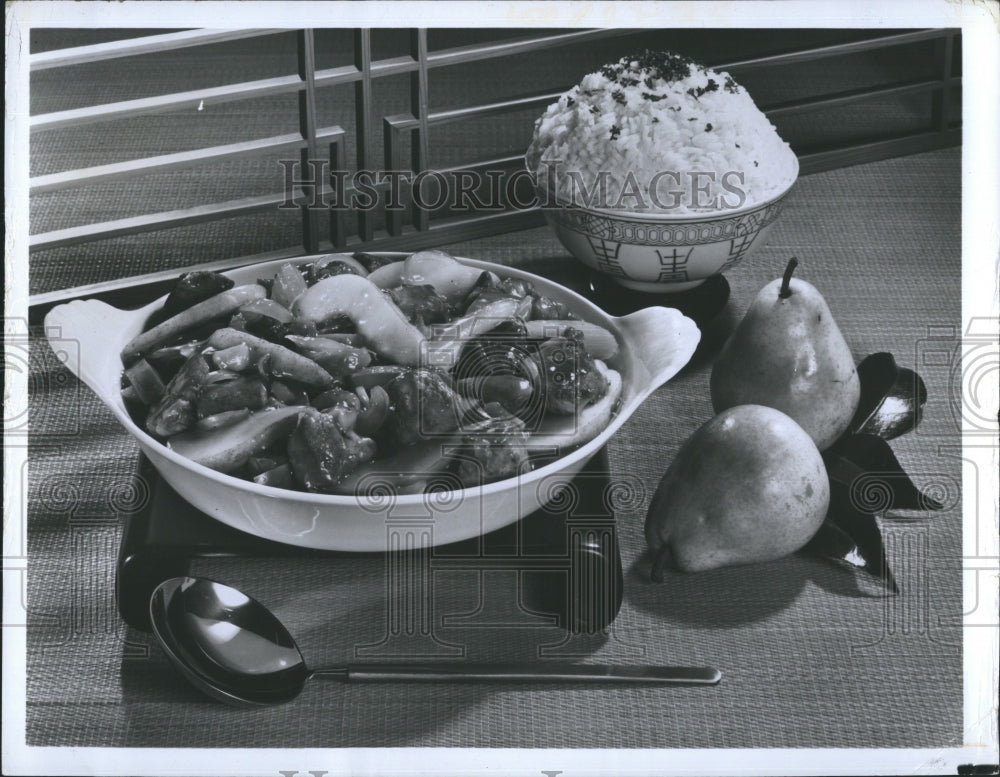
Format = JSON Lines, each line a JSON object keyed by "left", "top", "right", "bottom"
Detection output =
{"left": 296, "top": 29, "right": 321, "bottom": 252}
{"left": 409, "top": 29, "right": 431, "bottom": 232}
{"left": 930, "top": 30, "right": 954, "bottom": 133}
{"left": 354, "top": 29, "right": 375, "bottom": 242}
{"left": 328, "top": 130, "right": 347, "bottom": 248}
{"left": 383, "top": 116, "right": 407, "bottom": 237}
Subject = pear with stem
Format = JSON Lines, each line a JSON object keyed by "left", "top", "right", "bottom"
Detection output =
{"left": 646, "top": 404, "right": 829, "bottom": 578}
{"left": 710, "top": 258, "right": 861, "bottom": 451}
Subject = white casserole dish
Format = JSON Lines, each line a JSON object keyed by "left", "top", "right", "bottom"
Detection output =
{"left": 44, "top": 253, "right": 700, "bottom": 551}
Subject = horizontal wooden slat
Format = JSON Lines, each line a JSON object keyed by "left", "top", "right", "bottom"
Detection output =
{"left": 29, "top": 191, "right": 294, "bottom": 252}
{"left": 31, "top": 74, "right": 303, "bottom": 132}
{"left": 797, "top": 127, "right": 961, "bottom": 175}
{"left": 436, "top": 153, "right": 526, "bottom": 176}
{"left": 430, "top": 62, "right": 960, "bottom": 131}
{"left": 31, "top": 58, "right": 419, "bottom": 132}
{"left": 765, "top": 75, "right": 962, "bottom": 118}
{"left": 720, "top": 28, "right": 948, "bottom": 71}
{"left": 311, "top": 54, "right": 435, "bottom": 88}
{"left": 430, "top": 89, "right": 563, "bottom": 126}
{"left": 312, "top": 63, "right": 365, "bottom": 87}
{"left": 30, "top": 29, "right": 287, "bottom": 71}
{"left": 30, "top": 126, "right": 343, "bottom": 193}
{"left": 371, "top": 55, "right": 423, "bottom": 78}
{"left": 30, "top": 134, "right": 304, "bottom": 194}
{"left": 427, "top": 29, "right": 634, "bottom": 68}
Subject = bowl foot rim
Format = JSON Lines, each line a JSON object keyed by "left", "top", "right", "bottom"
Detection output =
{"left": 609, "top": 276, "right": 708, "bottom": 293}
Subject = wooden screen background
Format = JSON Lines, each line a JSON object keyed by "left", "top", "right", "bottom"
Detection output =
{"left": 28, "top": 27, "right": 961, "bottom": 307}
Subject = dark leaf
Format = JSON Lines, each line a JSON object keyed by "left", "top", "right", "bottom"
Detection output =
{"left": 848, "top": 352, "right": 928, "bottom": 440}
{"left": 824, "top": 433, "right": 944, "bottom": 515}
{"left": 159, "top": 271, "right": 235, "bottom": 321}
{"left": 803, "top": 481, "right": 898, "bottom": 593}
{"left": 808, "top": 352, "right": 939, "bottom": 594}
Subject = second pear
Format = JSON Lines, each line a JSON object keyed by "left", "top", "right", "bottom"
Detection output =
{"left": 710, "top": 258, "right": 860, "bottom": 450}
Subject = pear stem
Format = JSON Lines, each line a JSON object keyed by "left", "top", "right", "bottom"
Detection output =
{"left": 650, "top": 544, "right": 673, "bottom": 583}
{"left": 779, "top": 257, "right": 798, "bottom": 299}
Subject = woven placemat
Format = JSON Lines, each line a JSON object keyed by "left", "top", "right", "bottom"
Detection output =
{"left": 25, "top": 146, "right": 965, "bottom": 748}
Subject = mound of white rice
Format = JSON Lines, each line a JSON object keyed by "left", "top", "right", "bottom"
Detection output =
{"left": 526, "top": 51, "right": 798, "bottom": 214}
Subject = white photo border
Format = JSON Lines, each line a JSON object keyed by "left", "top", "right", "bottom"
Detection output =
{"left": 4, "top": 2, "right": 998, "bottom": 775}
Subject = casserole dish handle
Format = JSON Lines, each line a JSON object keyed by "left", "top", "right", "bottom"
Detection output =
{"left": 614, "top": 306, "right": 700, "bottom": 400}
{"left": 44, "top": 299, "right": 142, "bottom": 406}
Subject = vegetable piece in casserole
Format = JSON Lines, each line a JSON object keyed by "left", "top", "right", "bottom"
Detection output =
{"left": 196, "top": 376, "right": 268, "bottom": 418}
{"left": 287, "top": 407, "right": 376, "bottom": 492}
{"left": 453, "top": 416, "right": 533, "bottom": 487}
{"left": 352, "top": 252, "right": 399, "bottom": 272}
{"left": 386, "top": 284, "right": 450, "bottom": 325}
{"left": 145, "top": 350, "right": 211, "bottom": 437}
{"left": 168, "top": 405, "right": 304, "bottom": 473}
{"left": 308, "top": 254, "right": 368, "bottom": 283}
{"left": 400, "top": 249, "right": 485, "bottom": 304}
{"left": 379, "top": 368, "right": 460, "bottom": 448}
{"left": 121, "top": 285, "right": 267, "bottom": 366}
{"left": 123, "top": 359, "right": 166, "bottom": 406}
{"left": 206, "top": 327, "right": 336, "bottom": 389}
{"left": 524, "top": 319, "right": 619, "bottom": 360}
{"left": 160, "top": 271, "right": 235, "bottom": 319}
{"left": 284, "top": 335, "right": 372, "bottom": 379}
{"left": 270, "top": 263, "right": 309, "bottom": 309}
{"left": 294, "top": 274, "right": 427, "bottom": 366}
{"left": 536, "top": 328, "right": 610, "bottom": 415}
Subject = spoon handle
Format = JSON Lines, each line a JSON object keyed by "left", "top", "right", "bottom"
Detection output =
{"left": 316, "top": 664, "right": 721, "bottom": 685}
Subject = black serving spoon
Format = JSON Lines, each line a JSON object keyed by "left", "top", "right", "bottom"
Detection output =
{"left": 149, "top": 577, "right": 721, "bottom": 707}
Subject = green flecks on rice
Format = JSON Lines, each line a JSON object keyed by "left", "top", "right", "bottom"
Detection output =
{"left": 526, "top": 50, "right": 798, "bottom": 213}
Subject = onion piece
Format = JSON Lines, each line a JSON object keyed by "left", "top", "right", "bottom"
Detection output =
{"left": 524, "top": 319, "right": 619, "bottom": 360}
{"left": 203, "top": 369, "right": 244, "bottom": 384}
{"left": 367, "top": 260, "right": 405, "bottom": 289}
{"left": 195, "top": 408, "right": 250, "bottom": 432}
{"left": 293, "top": 274, "right": 426, "bottom": 366}
{"left": 271, "top": 263, "right": 309, "bottom": 309}
{"left": 253, "top": 463, "right": 295, "bottom": 489}
{"left": 168, "top": 405, "right": 304, "bottom": 474}
{"left": 211, "top": 342, "right": 252, "bottom": 371}
{"left": 240, "top": 297, "right": 294, "bottom": 324}
{"left": 424, "top": 298, "right": 522, "bottom": 367}
{"left": 124, "top": 359, "right": 166, "bottom": 406}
